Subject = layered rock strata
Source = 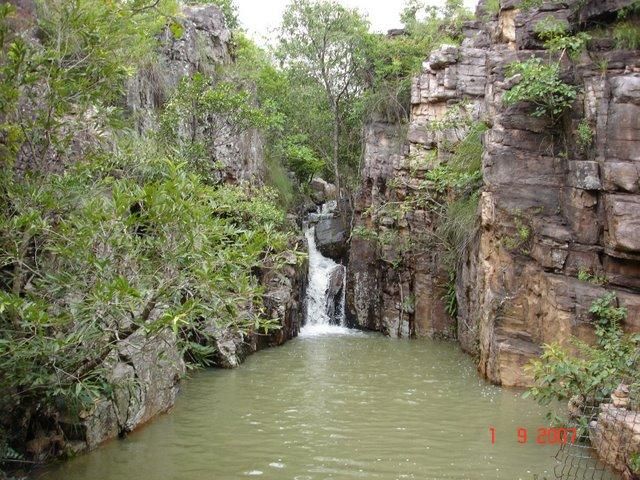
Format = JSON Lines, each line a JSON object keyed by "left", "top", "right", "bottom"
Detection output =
{"left": 348, "top": 0, "right": 640, "bottom": 389}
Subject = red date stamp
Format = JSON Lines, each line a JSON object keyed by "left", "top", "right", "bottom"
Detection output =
{"left": 489, "top": 426, "right": 577, "bottom": 445}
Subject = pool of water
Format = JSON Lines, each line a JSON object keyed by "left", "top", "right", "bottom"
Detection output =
{"left": 39, "top": 329, "right": 587, "bottom": 480}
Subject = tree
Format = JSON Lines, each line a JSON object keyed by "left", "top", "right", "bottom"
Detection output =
{"left": 277, "top": 0, "right": 369, "bottom": 193}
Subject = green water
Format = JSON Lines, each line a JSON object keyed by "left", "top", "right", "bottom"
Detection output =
{"left": 40, "top": 330, "right": 578, "bottom": 480}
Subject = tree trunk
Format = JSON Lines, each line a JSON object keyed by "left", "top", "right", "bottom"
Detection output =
{"left": 332, "top": 107, "right": 341, "bottom": 196}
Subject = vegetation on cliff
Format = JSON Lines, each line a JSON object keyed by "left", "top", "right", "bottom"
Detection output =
{"left": 527, "top": 293, "right": 640, "bottom": 407}
{"left": 0, "top": 0, "right": 300, "bottom": 466}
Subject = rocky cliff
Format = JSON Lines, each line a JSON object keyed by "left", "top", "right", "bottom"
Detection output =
{"left": 11, "top": 4, "right": 306, "bottom": 462}
{"left": 348, "top": 0, "right": 640, "bottom": 386}
{"left": 127, "top": 5, "right": 265, "bottom": 184}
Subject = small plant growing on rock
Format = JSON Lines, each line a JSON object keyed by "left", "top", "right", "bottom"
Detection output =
{"left": 534, "top": 16, "right": 569, "bottom": 42}
{"left": 502, "top": 212, "right": 532, "bottom": 253}
{"left": 576, "top": 119, "right": 594, "bottom": 152}
{"left": 534, "top": 17, "right": 590, "bottom": 59}
{"left": 503, "top": 57, "right": 577, "bottom": 121}
{"left": 352, "top": 225, "right": 379, "bottom": 241}
{"left": 402, "top": 294, "right": 415, "bottom": 314}
{"left": 484, "top": 0, "right": 500, "bottom": 16}
{"left": 442, "top": 270, "right": 458, "bottom": 318}
{"left": 613, "top": 21, "right": 640, "bottom": 49}
{"left": 577, "top": 268, "right": 608, "bottom": 286}
{"left": 589, "top": 292, "right": 627, "bottom": 327}
{"left": 519, "top": 0, "right": 544, "bottom": 11}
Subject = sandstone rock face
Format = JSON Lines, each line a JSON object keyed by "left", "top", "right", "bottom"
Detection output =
{"left": 350, "top": 0, "right": 640, "bottom": 387}
{"left": 347, "top": 40, "right": 487, "bottom": 338}
{"left": 463, "top": 0, "right": 640, "bottom": 388}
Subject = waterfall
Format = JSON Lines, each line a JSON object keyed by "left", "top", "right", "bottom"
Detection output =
{"left": 302, "top": 203, "right": 348, "bottom": 335}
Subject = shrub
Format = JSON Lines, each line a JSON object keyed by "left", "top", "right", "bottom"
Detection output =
{"left": 519, "top": 0, "right": 544, "bottom": 11}
{"left": 278, "top": 135, "right": 325, "bottom": 184}
{"left": 503, "top": 57, "right": 577, "bottom": 120}
{"left": 159, "top": 73, "right": 271, "bottom": 178}
{"left": 484, "top": 0, "right": 501, "bottom": 15}
{"left": 630, "top": 453, "right": 640, "bottom": 475}
{"left": 526, "top": 293, "right": 640, "bottom": 405}
{"left": 534, "top": 16, "right": 569, "bottom": 41}
{"left": 577, "top": 268, "right": 607, "bottom": 286}
{"left": 442, "top": 271, "right": 458, "bottom": 318}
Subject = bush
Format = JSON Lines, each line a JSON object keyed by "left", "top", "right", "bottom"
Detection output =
{"left": 278, "top": 135, "right": 325, "bottom": 184}
{"left": 0, "top": 145, "right": 295, "bottom": 412}
{"left": 0, "top": 0, "right": 301, "bottom": 465}
{"left": 159, "top": 73, "right": 271, "bottom": 178}
{"left": 534, "top": 16, "right": 569, "bottom": 41}
{"left": 484, "top": 0, "right": 500, "bottom": 15}
{"left": 503, "top": 57, "right": 577, "bottom": 120}
{"left": 526, "top": 293, "right": 640, "bottom": 405}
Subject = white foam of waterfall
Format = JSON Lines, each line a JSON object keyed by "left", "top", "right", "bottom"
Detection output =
{"left": 300, "top": 219, "right": 350, "bottom": 337}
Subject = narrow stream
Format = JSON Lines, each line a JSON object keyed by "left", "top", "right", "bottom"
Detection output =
{"left": 37, "top": 211, "right": 609, "bottom": 480}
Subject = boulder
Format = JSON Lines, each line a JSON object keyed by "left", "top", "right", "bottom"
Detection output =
{"left": 68, "top": 329, "right": 185, "bottom": 450}
{"left": 309, "top": 177, "right": 337, "bottom": 204}
{"left": 210, "top": 328, "right": 251, "bottom": 369}
{"left": 314, "top": 217, "right": 349, "bottom": 260}
{"left": 590, "top": 402, "right": 640, "bottom": 475}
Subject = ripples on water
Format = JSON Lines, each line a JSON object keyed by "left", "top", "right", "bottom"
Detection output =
{"left": 39, "top": 331, "right": 601, "bottom": 480}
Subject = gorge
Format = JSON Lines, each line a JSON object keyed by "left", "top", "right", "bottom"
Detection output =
{"left": 1, "top": 0, "right": 639, "bottom": 479}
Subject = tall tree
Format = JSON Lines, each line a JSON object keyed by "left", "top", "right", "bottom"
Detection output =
{"left": 277, "top": 0, "right": 369, "bottom": 193}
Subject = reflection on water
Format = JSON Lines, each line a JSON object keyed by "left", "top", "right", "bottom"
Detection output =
{"left": 37, "top": 331, "right": 600, "bottom": 480}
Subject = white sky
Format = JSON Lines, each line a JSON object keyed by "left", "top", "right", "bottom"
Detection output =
{"left": 236, "top": 0, "right": 480, "bottom": 42}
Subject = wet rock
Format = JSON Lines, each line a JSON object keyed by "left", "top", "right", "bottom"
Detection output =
{"left": 314, "top": 217, "right": 349, "bottom": 260}
{"left": 325, "top": 265, "right": 346, "bottom": 324}
{"left": 346, "top": 236, "right": 382, "bottom": 331}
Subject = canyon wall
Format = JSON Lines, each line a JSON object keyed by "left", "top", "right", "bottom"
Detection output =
{"left": 348, "top": 0, "right": 640, "bottom": 388}
{"left": 13, "top": 4, "right": 306, "bottom": 461}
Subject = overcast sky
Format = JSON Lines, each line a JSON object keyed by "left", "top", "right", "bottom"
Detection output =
{"left": 236, "top": 0, "right": 480, "bottom": 42}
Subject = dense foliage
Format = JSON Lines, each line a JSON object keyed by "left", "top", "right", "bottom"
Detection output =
{"left": 0, "top": 0, "right": 300, "bottom": 466}
{"left": 527, "top": 293, "right": 640, "bottom": 405}
{"left": 276, "top": 0, "right": 370, "bottom": 192}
